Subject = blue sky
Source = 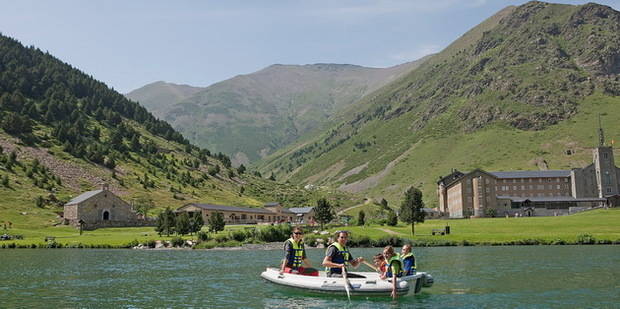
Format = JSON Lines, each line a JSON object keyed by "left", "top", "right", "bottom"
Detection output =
{"left": 1, "top": 0, "right": 618, "bottom": 93}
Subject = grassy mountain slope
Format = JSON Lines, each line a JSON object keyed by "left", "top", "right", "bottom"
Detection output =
{"left": 0, "top": 33, "right": 323, "bottom": 230}
{"left": 257, "top": 1, "right": 620, "bottom": 208}
{"left": 125, "top": 81, "right": 204, "bottom": 118}
{"left": 135, "top": 60, "right": 428, "bottom": 166}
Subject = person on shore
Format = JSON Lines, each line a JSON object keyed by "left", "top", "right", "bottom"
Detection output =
{"left": 280, "top": 227, "right": 317, "bottom": 276}
{"left": 322, "top": 231, "right": 364, "bottom": 277}
{"left": 380, "top": 245, "right": 403, "bottom": 299}
{"left": 401, "top": 244, "right": 416, "bottom": 276}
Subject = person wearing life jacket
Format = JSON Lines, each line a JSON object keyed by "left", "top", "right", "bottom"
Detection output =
{"left": 280, "top": 227, "right": 317, "bottom": 276}
{"left": 373, "top": 253, "right": 387, "bottom": 274}
{"left": 322, "top": 231, "right": 364, "bottom": 277}
{"left": 380, "top": 245, "right": 403, "bottom": 299}
{"left": 400, "top": 244, "right": 416, "bottom": 276}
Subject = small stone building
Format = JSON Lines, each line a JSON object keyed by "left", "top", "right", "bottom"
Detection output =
{"left": 288, "top": 207, "right": 315, "bottom": 224}
{"left": 63, "top": 184, "right": 149, "bottom": 230}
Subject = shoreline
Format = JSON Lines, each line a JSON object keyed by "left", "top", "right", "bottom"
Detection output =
{"left": 2, "top": 239, "right": 619, "bottom": 250}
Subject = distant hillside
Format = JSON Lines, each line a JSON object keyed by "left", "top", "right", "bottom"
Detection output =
{"left": 126, "top": 81, "right": 204, "bottom": 118}
{"left": 0, "top": 33, "right": 326, "bottom": 229}
{"left": 257, "top": 1, "right": 620, "bottom": 208}
{"left": 129, "top": 60, "right": 429, "bottom": 166}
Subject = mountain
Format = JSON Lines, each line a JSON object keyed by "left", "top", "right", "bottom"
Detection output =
{"left": 0, "top": 33, "right": 322, "bottom": 229}
{"left": 257, "top": 1, "right": 620, "bottom": 208}
{"left": 126, "top": 81, "right": 204, "bottom": 118}
{"left": 128, "top": 60, "right": 429, "bottom": 166}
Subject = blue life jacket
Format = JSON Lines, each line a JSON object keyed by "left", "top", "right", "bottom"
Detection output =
{"left": 401, "top": 252, "right": 416, "bottom": 275}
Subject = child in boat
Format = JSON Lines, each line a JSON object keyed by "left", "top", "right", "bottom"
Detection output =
{"left": 373, "top": 253, "right": 387, "bottom": 274}
{"left": 401, "top": 244, "right": 416, "bottom": 276}
{"left": 380, "top": 245, "right": 403, "bottom": 299}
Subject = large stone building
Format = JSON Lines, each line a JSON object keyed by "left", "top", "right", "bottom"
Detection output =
{"left": 176, "top": 202, "right": 295, "bottom": 224}
{"left": 288, "top": 207, "right": 315, "bottom": 224}
{"left": 63, "top": 184, "right": 150, "bottom": 229}
{"left": 438, "top": 133, "right": 619, "bottom": 218}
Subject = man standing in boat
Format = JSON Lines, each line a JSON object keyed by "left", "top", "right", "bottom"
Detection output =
{"left": 322, "top": 230, "right": 364, "bottom": 277}
{"left": 280, "top": 227, "right": 317, "bottom": 276}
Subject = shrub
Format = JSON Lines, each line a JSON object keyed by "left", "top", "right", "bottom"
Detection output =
{"left": 197, "top": 231, "right": 210, "bottom": 242}
{"left": 146, "top": 239, "right": 157, "bottom": 248}
{"left": 348, "top": 235, "right": 371, "bottom": 247}
{"left": 371, "top": 236, "right": 403, "bottom": 247}
{"left": 214, "top": 233, "right": 230, "bottom": 243}
{"left": 171, "top": 237, "right": 185, "bottom": 247}
{"left": 229, "top": 229, "right": 250, "bottom": 242}
{"left": 576, "top": 233, "right": 596, "bottom": 245}
{"left": 194, "top": 240, "right": 218, "bottom": 249}
{"left": 256, "top": 224, "right": 291, "bottom": 242}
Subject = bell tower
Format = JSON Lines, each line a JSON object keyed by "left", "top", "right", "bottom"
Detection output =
{"left": 593, "top": 118, "right": 619, "bottom": 197}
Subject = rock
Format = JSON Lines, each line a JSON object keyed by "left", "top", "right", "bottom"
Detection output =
{"left": 316, "top": 243, "right": 325, "bottom": 248}
{"left": 20, "top": 212, "right": 27, "bottom": 215}
{"left": 320, "top": 231, "right": 329, "bottom": 235}
{"left": 155, "top": 240, "right": 164, "bottom": 249}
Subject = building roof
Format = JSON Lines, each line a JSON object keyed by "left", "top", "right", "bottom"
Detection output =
{"left": 496, "top": 196, "right": 607, "bottom": 202}
{"left": 489, "top": 170, "right": 571, "bottom": 179}
{"left": 65, "top": 190, "right": 103, "bottom": 206}
{"left": 179, "top": 203, "right": 276, "bottom": 214}
{"left": 288, "top": 207, "right": 313, "bottom": 214}
{"left": 437, "top": 169, "right": 465, "bottom": 185}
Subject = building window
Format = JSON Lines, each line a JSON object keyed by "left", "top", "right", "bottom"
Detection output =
{"left": 604, "top": 153, "right": 609, "bottom": 159}
{"left": 547, "top": 178, "right": 552, "bottom": 182}
{"left": 564, "top": 178, "right": 569, "bottom": 182}
{"left": 103, "top": 210, "right": 110, "bottom": 220}
{"left": 607, "top": 187, "right": 612, "bottom": 193}
{"left": 537, "top": 185, "right": 544, "bottom": 190}
{"left": 521, "top": 185, "right": 525, "bottom": 190}
{"left": 513, "top": 186, "right": 517, "bottom": 190}
{"left": 485, "top": 178, "right": 489, "bottom": 184}
{"left": 529, "top": 185, "right": 533, "bottom": 190}
{"left": 556, "top": 185, "right": 560, "bottom": 190}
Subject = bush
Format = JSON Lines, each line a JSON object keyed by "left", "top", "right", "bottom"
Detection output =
{"left": 214, "top": 233, "right": 230, "bottom": 243}
{"left": 576, "top": 233, "right": 596, "bottom": 245}
{"left": 348, "top": 235, "right": 372, "bottom": 247}
{"left": 197, "top": 231, "right": 210, "bottom": 242}
{"left": 146, "top": 239, "right": 157, "bottom": 248}
{"left": 256, "top": 224, "right": 291, "bottom": 242}
{"left": 371, "top": 236, "right": 403, "bottom": 247}
{"left": 171, "top": 237, "right": 185, "bottom": 247}
{"left": 229, "top": 229, "right": 251, "bottom": 242}
{"left": 194, "top": 240, "right": 218, "bottom": 249}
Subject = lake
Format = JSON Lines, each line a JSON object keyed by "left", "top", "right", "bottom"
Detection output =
{"left": 1, "top": 246, "right": 619, "bottom": 308}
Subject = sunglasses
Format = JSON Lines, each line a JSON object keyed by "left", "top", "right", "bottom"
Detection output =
{"left": 293, "top": 232, "right": 303, "bottom": 235}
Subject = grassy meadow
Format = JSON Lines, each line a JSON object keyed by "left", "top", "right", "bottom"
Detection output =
{"left": 2, "top": 208, "right": 619, "bottom": 248}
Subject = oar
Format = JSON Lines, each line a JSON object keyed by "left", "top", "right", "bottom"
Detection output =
{"left": 361, "top": 260, "right": 378, "bottom": 272}
{"left": 342, "top": 266, "right": 352, "bottom": 301}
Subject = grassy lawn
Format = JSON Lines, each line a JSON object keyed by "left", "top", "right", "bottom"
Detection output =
{"left": 329, "top": 208, "right": 620, "bottom": 243}
{"left": 2, "top": 209, "right": 619, "bottom": 248}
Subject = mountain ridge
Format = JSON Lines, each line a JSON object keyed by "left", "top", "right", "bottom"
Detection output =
{"left": 127, "top": 59, "right": 431, "bottom": 166}
{"left": 256, "top": 1, "right": 620, "bottom": 207}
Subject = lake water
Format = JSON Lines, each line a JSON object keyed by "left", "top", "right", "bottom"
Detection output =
{"left": 1, "top": 246, "right": 619, "bottom": 308}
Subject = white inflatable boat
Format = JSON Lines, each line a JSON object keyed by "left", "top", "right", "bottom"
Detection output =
{"left": 260, "top": 267, "right": 433, "bottom": 296}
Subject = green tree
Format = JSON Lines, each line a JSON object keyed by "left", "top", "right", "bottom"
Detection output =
{"left": 208, "top": 212, "right": 225, "bottom": 233}
{"left": 155, "top": 207, "right": 176, "bottom": 236}
{"left": 1, "top": 175, "right": 9, "bottom": 187}
{"left": 380, "top": 198, "right": 390, "bottom": 211}
{"left": 134, "top": 196, "right": 154, "bottom": 218}
{"left": 35, "top": 195, "right": 45, "bottom": 208}
{"left": 314, "top": 198, "right": 334, "bottom": 229}
{"left": 237, "top": 164, "right": 246, "bottom": 174}
{"left": 269, "top": 173, "right": 276, "bottom": 181}
{"left": 357, "top": 210, "right": 366, "bottom": 226}
{"left": 387, "top": 209, "right": 398, "bottom": 226}
{"left": 176, "top": 212, "right": 191, "bottom": 235}
{"left": 399, "top": 186, "right": 426, "bottom": 236}
{"left": 189, "top": 212, "right": 204, "bottom": 235}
